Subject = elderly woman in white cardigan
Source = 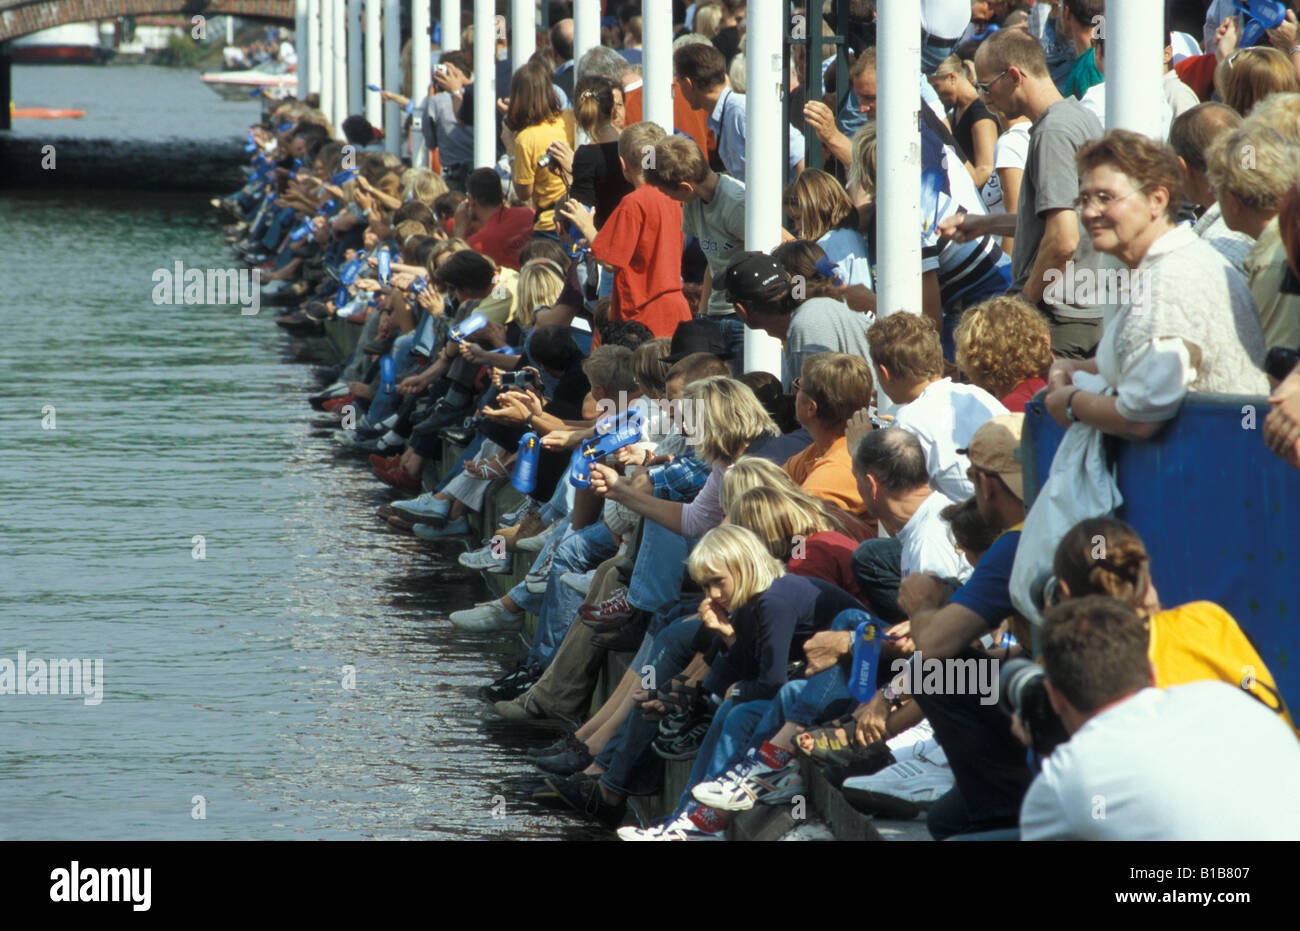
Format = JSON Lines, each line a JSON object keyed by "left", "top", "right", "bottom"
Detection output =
{"left": 1012, "top": 130, "right": 1269, "bottom": 625}
{"left": 1043, "top": 129, "right": 1269, "bottom": 434}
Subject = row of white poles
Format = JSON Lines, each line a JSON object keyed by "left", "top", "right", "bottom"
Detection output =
{"left": 296, "top": 0, "right": 1147, "bottom": 378}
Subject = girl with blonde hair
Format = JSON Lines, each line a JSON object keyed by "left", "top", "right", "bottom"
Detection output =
{"left": 620, "top": 523, "right": 866, "bottom": 838}
{"left": 928, "top": 54, "right": 999, "bottom": 189}
{"left": 515, "top": 257, "right": 566, "bottom": 329}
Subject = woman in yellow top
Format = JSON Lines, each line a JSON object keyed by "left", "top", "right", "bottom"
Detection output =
{"left": 504, "top": 62, "right": 576, "bottom": 240}
{"left": 1050, "top": 517, "right": 1293, "bottom": 730}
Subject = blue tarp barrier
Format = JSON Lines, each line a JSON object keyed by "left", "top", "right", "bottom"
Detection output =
{"left": 1023, "top": 394, "right": 1299, "bottom": 711}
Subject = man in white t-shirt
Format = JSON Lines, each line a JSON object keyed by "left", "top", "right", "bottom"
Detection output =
{"left": 849, "top": 427, "right": 970, "bottom": 624}
{"left": 1020, "top": 595, "right": 1300, "bottom": 841}
{"left": 867, "top": 312, "right": 1007, "bottom": 501}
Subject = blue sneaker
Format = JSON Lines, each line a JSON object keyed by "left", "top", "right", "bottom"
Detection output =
{"left": 617, "top": 809, "right": 726, "bottom": 842}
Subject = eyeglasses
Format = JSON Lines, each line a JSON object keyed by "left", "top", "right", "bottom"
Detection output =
{"left": 1072, "top": 187, "right": 1149, "bottom": 212}
{"left": 974, "top": 69, "right": 1009, "bottom": 95}
{"left": 792, "top": 377, "right": 802, "bottom": 393}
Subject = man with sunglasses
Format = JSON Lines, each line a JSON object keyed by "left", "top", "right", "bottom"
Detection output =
{"left": 939, "top": 28, "right": 1104, "bottom": 360}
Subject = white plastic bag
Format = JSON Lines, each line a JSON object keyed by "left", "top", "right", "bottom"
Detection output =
{"left": 1011, "top": 372, "right": 1124, "bottom": 628}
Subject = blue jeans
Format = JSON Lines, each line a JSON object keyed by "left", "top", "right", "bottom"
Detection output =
{"left": 627, "top": 519, "right": 694, "bottom": 615}
{"left": 524, "top": 520, "right": 618, "bottom": 670}
{"left": 598, "top": 617, "right": 703, "bottom": 797}
{"left": 709, "top": 314, "right": 747, "bottom": 377}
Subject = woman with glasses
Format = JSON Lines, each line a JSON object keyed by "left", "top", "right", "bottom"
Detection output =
{"left": 1043, "top": 129, "right": 1268, "bottom": 438}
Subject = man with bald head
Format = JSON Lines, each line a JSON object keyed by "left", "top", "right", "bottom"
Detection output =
{"left": 551, "top": 18, "right": 576, "bottom": 96}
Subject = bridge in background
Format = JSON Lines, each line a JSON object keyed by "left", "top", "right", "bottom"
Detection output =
{"left": 0, "top": 0, "right": 293, "bottom": 43}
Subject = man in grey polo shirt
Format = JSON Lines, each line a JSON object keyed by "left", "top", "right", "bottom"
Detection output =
{"left": 646, "top": 134, "right": 749, "bottom": 372}
{"left": 940, "top": 28, "right": 1104, "bottom": 359}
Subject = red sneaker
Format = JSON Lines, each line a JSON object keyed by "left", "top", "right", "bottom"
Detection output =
{"left": 322, "top": 394, "right": 355, "bottom": 412}
{"left": 369, "top": 453, "right": 401, "bottom": 472}
{"left": 580, "top": 587, "right": 633, "bottom": 627}
{"left": 372, "top": 457, "right": 421, "bottom": 492}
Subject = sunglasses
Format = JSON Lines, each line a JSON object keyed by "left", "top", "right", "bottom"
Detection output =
{"left": 974, "top": 69, "right": 1010, "bottom": 95}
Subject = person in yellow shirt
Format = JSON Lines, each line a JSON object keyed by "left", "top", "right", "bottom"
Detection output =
{"left": 504, "top": 62, "right": 576, "bottom": 238}
{"left": 1050, "top": 516, "right": 1293, "bottom": 730}
{"left": 783, "top": 352, "right": 875, "bottom": 517}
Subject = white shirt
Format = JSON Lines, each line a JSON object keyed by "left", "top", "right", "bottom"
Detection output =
{"left": 892, "top": 379, "right": 1008, "bottom": 502}
{"left": 1191, "top": 202, "right": 1255, "bottom": 277}
{"left": 980, "top": 121, "right": 1030, "bottom": 214}
{"left": 1094, "top": 224, "right": 1268, "bottom": 423}
{"left": 920, "top": 0, "right": 972, "bottom": 41}
{"left": 1021, "top": 682, "right": 1300, "bottom": 840}
{"left": 897, "top": 490, "right": 972, "bottom": 583}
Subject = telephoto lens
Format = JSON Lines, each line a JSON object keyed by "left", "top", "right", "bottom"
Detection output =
{"left": 998, "top": 657, "right": 1070, "bottom": 759}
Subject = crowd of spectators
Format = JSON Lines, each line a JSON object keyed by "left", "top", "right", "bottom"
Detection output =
{"left": 216, "top": 0, "right": 1300, "bottom": 841}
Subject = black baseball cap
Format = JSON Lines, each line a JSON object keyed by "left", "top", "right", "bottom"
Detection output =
{"left": 663, "top": 317, "right": 734, "bottom": 363}
{"left": 712, "top": 252, "right": 792, "bottom": 305}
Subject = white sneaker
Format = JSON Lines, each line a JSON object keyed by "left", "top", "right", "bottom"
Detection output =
{"left": 391, "top": 492, "right": 451, "bottom": 522}
{"left": 516, "top": 519, "right": 561, "bottom": 552}
{"left": 561, "top": 570, "right": 596, "bottom": 595}
{"left": 524, "top": 549, "right": 555, "bottom": 594}
{"left": 459, "top": 544, "right": 511, "bottom": 573}
{"left": 884, "top": 718, "right": 934, "bottom": 754}
{"left": 499, "top": 500, "right": 538, "bottom": 527}
{"left": 617, "top": 810, "right": 726, "bottom": 842}
{"left": 691, "top": 754, "right": 803, "bottom": 812}
{"left": 841, "top": 741, "right": 952, "bottom": 818}
{"left": 448, "top": 601, "right": 522, "bottom": 631}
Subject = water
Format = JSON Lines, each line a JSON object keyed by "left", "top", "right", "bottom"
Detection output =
{"left": 0, "top": 65, "right": 597, "bottom": 840}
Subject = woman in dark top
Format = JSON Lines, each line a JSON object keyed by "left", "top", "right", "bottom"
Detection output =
{"left": 548, "top": 76, "right": 631, "bottom": 230}
{"left": 927, "top": 53, "right": 1000, "bottom": 190}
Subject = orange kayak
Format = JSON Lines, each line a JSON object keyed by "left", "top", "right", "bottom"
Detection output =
{"left": 12, "top": 107, "right": 86, "bottom": 119}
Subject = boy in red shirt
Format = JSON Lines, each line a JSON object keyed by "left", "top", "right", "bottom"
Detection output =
{"left": 559, "top": 122, "right": 692, "bottom": 340}
{"left": 456, "top": 167, "right": 535, "bottom": 270}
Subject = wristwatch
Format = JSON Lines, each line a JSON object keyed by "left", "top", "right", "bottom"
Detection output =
{"left": 1065, "top": 388, "right": 1083, "bottom": 423}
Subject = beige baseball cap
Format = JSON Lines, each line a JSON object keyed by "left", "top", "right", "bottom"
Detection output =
{"left": 958, "top": 413, "right": 1025, "bottom": 501}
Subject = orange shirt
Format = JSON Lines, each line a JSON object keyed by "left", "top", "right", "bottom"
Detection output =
{"left": 783, "top": 435, "right": 866, "bottom": 515}
{"left": 624, "top": 80, "right": 713, "bottom": 157}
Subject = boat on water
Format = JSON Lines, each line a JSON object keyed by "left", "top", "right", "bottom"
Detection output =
{"left": 10, "top": 23, "right": 110, "bottom": 64}
{"left": 202, "top": 61, "right": 298, "bottom": 101}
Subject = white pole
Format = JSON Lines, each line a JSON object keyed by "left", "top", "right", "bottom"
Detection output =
{"left": 512, "top": 0, "right": 536, "bottom": 69}
{"left": 1105, "top": 0, "right": 1163, "bottom": 137}
{"left": 383, "top": 0, "right": 402, "bottom": 154}
{"left": 319, "top": 0, "right": 334, "bottom": 121}
{"left": 473, "top": 0, "right": 496, "bottom": 168}
{"left": 348, "top": 0, "right": 364, "bottom": 118}
{"left": 227, "top": 16, "right": 234, "bottom": 45}
{"left": 364, "top": 0, "right": 382, "bottom": 127}
{"left": 876, "top": 0, "right": 922, "bottom": 320}
{"left": 643, "top": 0, "right": 672, "bottom": 131}
{"left": 332, "top": 0, "right": 348, "bottom": 127}
{"left": 741, "top": 0, "right": 783, "bottom": 376}
{"left": 295, "top": 0, "right": 309, "bottom": 99}
{"left": 573, "top": 0, "right": 600, "bottom": 75}
{"left": 412, "top": 0, "right": 431, "bottom": 166}
{"left": 442, "top": 0, "right": 461, "bottom": 52}
{"left": 306, "top": 0, "right": 321, "bottom": 98}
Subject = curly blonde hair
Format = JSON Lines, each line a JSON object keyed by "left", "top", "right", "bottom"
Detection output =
{"left": 954, "top": 296, "right": 1052, "bottom": 399}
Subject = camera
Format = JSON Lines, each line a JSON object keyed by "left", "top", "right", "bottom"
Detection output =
{"left": 436, "top": 63, "right": 448, "bottom": 76}
{"left": 1265, "top": 345, "right": 1300, "bottom": 382}
{"left": 999, "top": 657, "right": 1070, "bottom": 759}
{"left": 500, "top": 370, "right": 534, "bottom": 388}
{"left": 409, "top": 278, "right": 427, "bottom": 295}
{"left": 537, "top": 153, "right": 553, "bottom": 169}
